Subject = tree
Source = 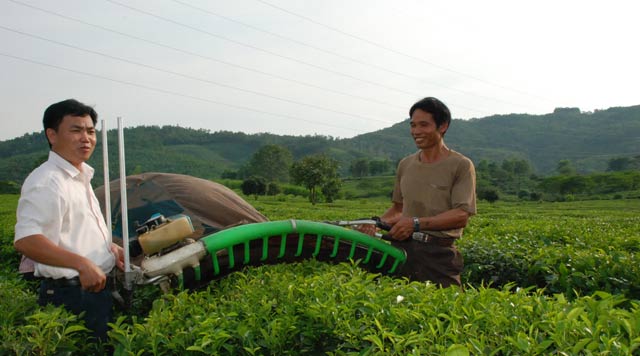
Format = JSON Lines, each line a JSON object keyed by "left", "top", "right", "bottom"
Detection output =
{"left": 369, "top": 159, "right": 391, "bottom": 176}
{"left": 512, "top": 159, "right": 533, "bottom": 191}
{"left": 556, "top": 159, "right": 576, "bottom": 176}
{"left": 488, "top": 161, "right": 509, "bottom": 185}
{"left": 478, "top": 188, "right": 499, "bottom": 203}
{"left": 241, "top": 176, "right": 267, "bottom": 199}
{"left": 246, "top": 144, "right": 293, "bottom": 182}
{"left": 607, "top": 157, "right": 633, "bottom": 172}
{"left": 221, "top": 169, "right": 238, "bottom": 179}
{"left": 266, "top": 182, "right": 281, "bottom": 196}
{"left": 349, "top": 158, "right": 369, "bottom": 178}
{"left": 290, "top": 155, "right": 340, "bottom": 204}
{"left": 513, "top": 159, "right": 532, "bottom": 177}
{"left": 0, "top": 180, "right": 20, "bottom": 194}
{"left": 321, "top": 177, "right": 342, "bottom": 203}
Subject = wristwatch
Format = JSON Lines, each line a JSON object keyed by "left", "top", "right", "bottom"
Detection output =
{"left": 412, "top": 217, "right": 420, "bottom": 232}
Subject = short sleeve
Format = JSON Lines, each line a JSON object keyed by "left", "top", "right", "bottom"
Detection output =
{"left": 451, "top": 158, "right": 477, "bottom": 215}
{"left": 14, "top": 184, "right": 63, "bottom": 241}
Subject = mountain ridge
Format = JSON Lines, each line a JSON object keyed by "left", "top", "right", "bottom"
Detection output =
{"left": 1, "top": 105, "right": 638, "bottom": 185}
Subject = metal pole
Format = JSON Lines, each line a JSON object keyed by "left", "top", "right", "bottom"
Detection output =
{"left": 117, "top": 117, "right": 132, "bottom": 289}
{"left": 101, "top": 120, "right": 112, "bottom": 241}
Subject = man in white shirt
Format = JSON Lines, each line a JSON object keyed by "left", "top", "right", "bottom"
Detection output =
{"left": 14, "top": 99, "right": 124, "bottom": 342}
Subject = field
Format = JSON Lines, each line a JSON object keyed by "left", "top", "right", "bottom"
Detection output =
{"left": 1, "top": 194, "right": 640, "bottom": 354}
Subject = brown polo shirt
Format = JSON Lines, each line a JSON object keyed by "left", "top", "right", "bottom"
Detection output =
{"left": 392, "top": 150, "right": 476, "bottom": 239}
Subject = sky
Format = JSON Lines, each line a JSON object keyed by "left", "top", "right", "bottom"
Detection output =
{"left": 1, "top": 0, "right": 638, "bottom": 141}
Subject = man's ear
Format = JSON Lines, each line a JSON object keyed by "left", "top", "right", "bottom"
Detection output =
{"left": 45, "top": 128, "right": 57, "bottom": 146}
{"left": 439, "top": 122, "right": 449, "bottom": 135}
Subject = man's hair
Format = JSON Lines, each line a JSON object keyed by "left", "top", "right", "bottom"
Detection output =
{"left": 43, "top": 99, "right": 98, "bottom": 147}
{"left": 409, "top": 97, "right": 451, "bottom": 134}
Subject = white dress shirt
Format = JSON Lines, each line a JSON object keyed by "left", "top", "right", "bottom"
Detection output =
{"left": 15, "top": 151, "right": 115, "bottom": 279}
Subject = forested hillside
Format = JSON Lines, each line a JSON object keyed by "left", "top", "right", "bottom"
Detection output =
{"left": 1, "top": 105, "right": 639, "bottom": 185}
{"left": 351, "top": 106, "right": 640, "bottom": 174}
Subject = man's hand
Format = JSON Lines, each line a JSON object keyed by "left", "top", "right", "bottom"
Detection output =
{"left": 388, "top": 216, "right": 414, "bottom": 241}
{"left": 76, "top": 258, "right": 107, "bottom": 292}
{"left": 356, "top": 223, "right": 377, "bottom": 236}
{"left": 15, "top": 235, "right": 108, "bottom": 292}
{"left": 110, "top": 243, "right": 125, "bottom": 271}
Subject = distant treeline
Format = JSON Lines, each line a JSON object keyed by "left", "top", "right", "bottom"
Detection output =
{"left": 1, "top": 104, "right": 638, "bottom": 190}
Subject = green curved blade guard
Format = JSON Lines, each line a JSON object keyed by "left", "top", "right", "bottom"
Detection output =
{"left": 200, "top": 219, "right": 406, "bottom": 275}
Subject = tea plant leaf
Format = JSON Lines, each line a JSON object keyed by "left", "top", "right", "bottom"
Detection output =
{"left": 445, "top": 344, "right": 469, "bottom": 356}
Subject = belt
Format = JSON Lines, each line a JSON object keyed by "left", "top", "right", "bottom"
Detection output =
{"left": 411, "top": 232, "right": 455, "bottom": 247}
{"left": 42, "top": 277, "right": 81, "bottom": 288}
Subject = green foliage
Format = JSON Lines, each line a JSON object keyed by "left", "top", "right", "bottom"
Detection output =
{"left": 477, "top": 157, "right": 640, "bottom": 201}
{"left": 20, "top": 307, "right": 93, "bottom": 355}
{"left": 266, "top": 182, "right": 281, "bottom": 196}
{"left": 459, "top": 200, "right": 640, "bottom": 300}
{"left": 349, "top": 158, "right": 369, "bottom": 178}
{"left": 556, "top": 159, "right": 577, "bottom": 175}
{"left": 320, "top": 177, "right": 342, "bottom": 203}
{"left": 0, "top": 194, "right": 20, "bottom": 271}
{"left": 290, "top": 154, "right": 341, "bottom": 205}
{"left": 476, "top": 158, "right": 536, "bottom": 197}
{"left": 369, "top": 158, "right": 393, "bottom": 176}
{"left": 3, "top": 106, "right": 640, "bottom": 187}
{"left": 245, "top": 144, "right": 293, "bottom": 182}
{"left": 220, "top": 169, "right": 239, "bottom": 179}
{"left": 217, "top": 178, "right": 242, "bottom": 191}
{"left": 607, "top": 156, "right": 640, "bottom": 171}
{"left": 241, "top": 176, "right": 267, "bottom": 198}
{"left": 0, "top": 181, "right": 20, "bottom": 194}
{"left": 106, "top": 262, "right": 640, "bottom": 354}
{"left": 280, "top": 184, "right": 308, "bottom": 197}
{"left": 3, "top": 195, "right": 640, "bottom": 353}
{"left": 477, "top": 188, "right": 499, "bottom": 203}
{"left": 0, "top": 273, "right": 99, "bottom": 355}
{"left": 341, "top": 176, "right": 394, "bottom": 199}
{"left": 538, "top": 171, "right": 640, "bottom": 198}
{"left": 348, "top": 158, "right": 394, "bottom": 178}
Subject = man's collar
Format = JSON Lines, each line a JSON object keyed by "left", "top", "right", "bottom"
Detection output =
{"left": 48, "top": 151, "right": 94, "bottom": 179}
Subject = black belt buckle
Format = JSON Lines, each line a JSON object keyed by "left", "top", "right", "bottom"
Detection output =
{"left": 412, "top": 232, "right": 453, "bottom": 246}
{"left": 412, "top": 232, "right": 429, "bottom": 243}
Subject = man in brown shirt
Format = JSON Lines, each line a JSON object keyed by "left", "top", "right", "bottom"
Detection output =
{"left": 361, "top": 97, "right": 476, "bottom": 287}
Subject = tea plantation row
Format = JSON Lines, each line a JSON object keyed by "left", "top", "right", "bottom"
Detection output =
{"left": 1, "top": 194, "right": 639, "bottom": 354}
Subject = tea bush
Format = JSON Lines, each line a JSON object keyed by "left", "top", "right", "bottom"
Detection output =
{"left": 458, "top": 200, "right": 640, "bottom": 300}
{"left": 109, "top": 261, "right": 640, "bottom": 355}
{"left": 2, "top": 194, "right": 640, "bottom": 354}
{"left": 0, "top": 270, "right": 99, "bottom": 355}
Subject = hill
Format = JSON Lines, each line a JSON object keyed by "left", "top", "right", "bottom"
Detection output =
{"left": 353, "top": 105, "right": 640, "bottom": 174}
{"left": 1, "top": 105, "right": 639, "bottom": 185}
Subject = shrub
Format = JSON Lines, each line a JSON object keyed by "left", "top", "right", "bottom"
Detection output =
{"left": 478, "top": 188, "right": 499, "bottom": 203}
{"left": 241, "top": 176, "right": 267, "bottom": 197}
{"left": 266, "top": 182, "right": 281, "bottom": 196}
{"left": 108, "top": 262, "right": 640, "bottom": 355}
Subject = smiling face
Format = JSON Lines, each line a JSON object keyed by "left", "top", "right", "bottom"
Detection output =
{"left": 46, "top": 114, "right": 96, "bottom": 170}
{"left": 410, "top": 108, "right": 448, "bottom": 150}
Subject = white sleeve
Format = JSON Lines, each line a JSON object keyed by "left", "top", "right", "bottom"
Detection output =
{"left": 14, "top": 184, "right": 63, "bottom": 243}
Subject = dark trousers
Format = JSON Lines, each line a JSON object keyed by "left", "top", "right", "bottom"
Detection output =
{"left": 392, "top": 239, "right": 463, "bottom": 288}
{"left": 38, "top": 278, "right": 113, "bottom": 342}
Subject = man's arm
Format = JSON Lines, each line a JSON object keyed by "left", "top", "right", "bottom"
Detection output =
{"left": 14, "top": 235, "right": 107, "bottom": 292}
{"left": 110, "top": 243, "right": 125, "bottom": 271}
{"left": 380, "top": 202, "right": 403, "bottom": 225}
{"left": 388, "top": 208, "right": 471, "bottom": 241}
{"left": 357, "top": 202, "right": 403, "bottom": 236}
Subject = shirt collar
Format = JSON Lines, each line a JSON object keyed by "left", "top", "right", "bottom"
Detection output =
{"left": 48, "top": 151, "right": 95, "bottom": 180}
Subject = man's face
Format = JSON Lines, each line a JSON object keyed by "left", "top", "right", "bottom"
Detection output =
{"left": 46, "top": 115, "right": 96, "bottom": 169}
{"left": 410, "top": 109, "right": 447, "bottom": 150}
